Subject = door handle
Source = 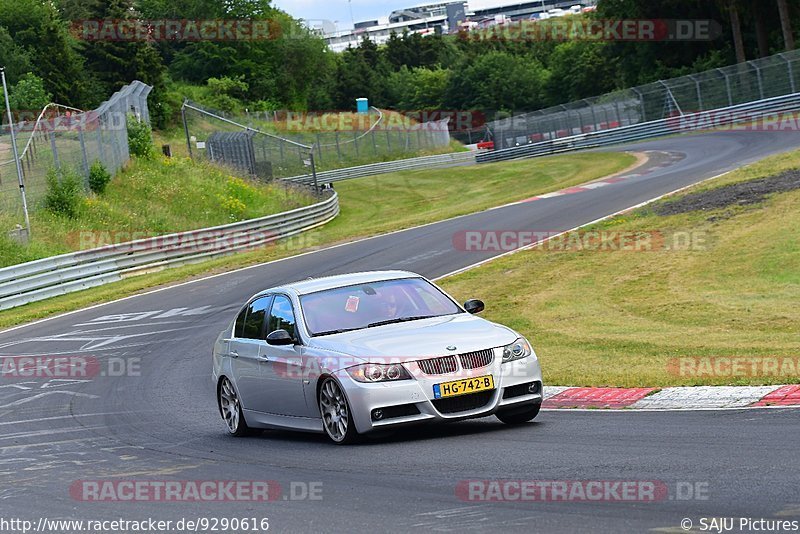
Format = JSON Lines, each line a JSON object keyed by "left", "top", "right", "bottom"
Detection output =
{"left": 230, "top": 350, "right": 239, "bottom": 358}
{"left": 259, "top": 355, "right": 270, "bottom": 362}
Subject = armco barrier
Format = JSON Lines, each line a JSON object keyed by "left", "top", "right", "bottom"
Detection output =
{"left": 284, "top": 151, "right": 476, "bottom": 185}
{"left": 478, "top": 92, "right": 800, "bottom": 164}
{"left": 0, "top": 192, "right": 339, "bottom": 311}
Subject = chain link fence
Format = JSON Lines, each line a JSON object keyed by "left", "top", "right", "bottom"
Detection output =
{"left": 0, "top": 81, "right": 152, "bottom": 240}
{"left": 181, "top": 100, "right": 453, "bottom": 181}
{"left": 490, "top": 49, "right": 800, "bottom": 149}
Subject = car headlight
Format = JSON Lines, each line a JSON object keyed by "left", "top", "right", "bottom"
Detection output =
{"left": 502, "top": 338, "right": 532, "bottom": 363}
{"left": 346, "top": 363, "right": 412, "bottom": 383}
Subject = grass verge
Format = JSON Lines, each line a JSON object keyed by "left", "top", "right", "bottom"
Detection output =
{"left": 439, "top": 149, "right": 800, "bottom": 387}
{"left": 0, "top": 157, "right": 315, "bottom": 267}
{"left": 0, "top": 151, "right": 635, "bottom": 329}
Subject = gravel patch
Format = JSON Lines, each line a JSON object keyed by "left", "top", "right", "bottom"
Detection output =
{"left": 653, "top": 169, "right": 800, "bottom": 216}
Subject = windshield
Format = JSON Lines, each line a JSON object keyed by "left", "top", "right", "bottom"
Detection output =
{"left": 300, "top": 278, "right": 463, "bottom": 336}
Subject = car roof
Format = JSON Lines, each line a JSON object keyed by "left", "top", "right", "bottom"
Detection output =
{"left": 258, "top": 270, "right": 422, "bottom": 297}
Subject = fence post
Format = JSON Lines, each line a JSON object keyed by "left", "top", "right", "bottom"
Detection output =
{"left": 353, "top": 130, "right": 359, "bottom": 157}
{"left": 1, "top": 67, "right": 31, "bottom": 237}
{"left": 754, "top": 63, "right": 765, "bottom": 99}
{"left": 689, "top": 74, "right": 704, "bottom": 110}
{"left": 779, "top": 53, "right": 797, "bottom": 93}
{"left": 335, "top": 132, "right": 342, "bottom": 161}
{"left": 717, "top": 68, "right": 734, "bottom": 107}
{"left": 181, "top": 101, "right": 193, "bottom": 159}
{"left": 49, "top": 131, "right": 61, "bottom": 175}
{"left": 309, "top": 150, "right": 319, "bottom": 196}
{"left": 78, "top": 127, "right": 90, "bottom": 188}
{"left": 586, "top": 100, "right": 599, "bottom": 131}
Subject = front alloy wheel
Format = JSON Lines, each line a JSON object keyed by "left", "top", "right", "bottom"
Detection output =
{"left": 319, "top": 377, "right": 359, "bottom": 444}
{"left": 219, "top": 377, "right": 251, "bottom": 437}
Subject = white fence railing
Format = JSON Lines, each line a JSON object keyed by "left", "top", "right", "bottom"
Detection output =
{"left": 478, "top": 92, "right": 800, "bottom": 163}
{"left": 0, "top": 192, "right": 339, "bottom": 310}
{"left": 284, "top": 151, "right": 476, "bottom": 185}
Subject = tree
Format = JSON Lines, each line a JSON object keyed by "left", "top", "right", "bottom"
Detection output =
{"left": 777, "top": 0, "right": 795, "bottom": 50}
{"left": 445, "top": 51, "right": 550, "bottom": 113}
{"left": 0, "top": 27, "right": 33, "bottom": 82}
{"left": 333, "top": 37, "right": 392, "bottom": 109}
{"left": 8, "top": 73, "right": 51, "bottom": 111}
{"left": 719, "top": 0, "right": 747, "bottom": 63}
{"left": 546, "top": 41, "right": 619, "bottom": 104}
{"left": 0, "top": 0, "right": 88, "bottom": 106}
{"left": 80, "top": 0, "right": 166, "bottom": 105}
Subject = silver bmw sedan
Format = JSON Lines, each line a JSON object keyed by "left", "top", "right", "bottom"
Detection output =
{"left": 212, "top": 271, "right": 544, "bottom": 444}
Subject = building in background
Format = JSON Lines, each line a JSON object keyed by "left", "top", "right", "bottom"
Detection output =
{"left": 319, "top": 0, "right": 596, "bottom": 52}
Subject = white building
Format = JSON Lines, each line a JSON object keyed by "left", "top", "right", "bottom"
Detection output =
{"left": 320, "top": 0, "right": 596, "bottom": 52}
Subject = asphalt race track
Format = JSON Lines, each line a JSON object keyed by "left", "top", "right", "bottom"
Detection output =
{"left": 2, "top": 130, "right": 800, "bottom": 533}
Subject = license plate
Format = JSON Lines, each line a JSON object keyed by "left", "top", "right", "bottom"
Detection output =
{"left": 433, "top": 375, "right": 495, "bottom": 399}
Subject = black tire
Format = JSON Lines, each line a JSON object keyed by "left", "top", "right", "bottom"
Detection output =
{"left": 218, "top": 377, "right": 254, "bottom": 437}
{"left": 318, "top": 377, "right": 360, "bottom": 444}
{"left": 496, "top": 402, "right": 541, "bottom": 425}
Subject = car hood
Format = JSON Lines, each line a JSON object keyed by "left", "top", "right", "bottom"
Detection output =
{"left": 307, "top": 313, "right": 518, "bottom": 361}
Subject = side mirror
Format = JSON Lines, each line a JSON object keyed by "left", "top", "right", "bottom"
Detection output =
{"left": 266, "top": 329, "right": 295, "bottom": 346}
{"left": 464, "top": 299, "right": 485, "bottom": 314}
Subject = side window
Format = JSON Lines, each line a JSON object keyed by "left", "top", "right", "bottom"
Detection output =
{"left": 234, "top": 306, "right": 248, "bottom": 338}
{"left": 269, "top": 295, "right": 297, "bottom": 340}
{"left": 242, "top": 297, "right": 272, "bottom": 340}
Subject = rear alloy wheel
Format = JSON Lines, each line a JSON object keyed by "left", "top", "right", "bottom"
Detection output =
{"left": 319, "top": 378, "right": 360, "bottom": 444}
{"left": 219, "top": 377, "right": 252, "bottom": 437}
{"left": 496, "top": 402, "right": 541, "bottom": 425}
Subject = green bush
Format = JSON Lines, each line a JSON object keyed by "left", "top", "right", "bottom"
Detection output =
{"left": 88, "top": 160, "right": 112, "bottom": 194}
{"left": 43, "top": 168, "right": 83, "bottom": 218}
{"left": 127, "top": 115, "right": 154, "bottom": 159}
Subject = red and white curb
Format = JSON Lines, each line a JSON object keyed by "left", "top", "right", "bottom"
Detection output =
{"left": 496, "top": 151, "right": 686, "bottom": 208}
{"left": 542, "top": 385, "right": 800, "bottom": 410}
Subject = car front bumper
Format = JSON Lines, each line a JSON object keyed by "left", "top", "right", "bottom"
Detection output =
{"left": 338, "top": 353, "right": 544, "bottom": 434}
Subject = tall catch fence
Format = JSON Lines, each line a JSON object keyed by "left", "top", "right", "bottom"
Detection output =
{"left": 181, "top": 101, "right": 452, "bottom": 181}
{"left": 490, "top": 50, "right": 800, "bottom": 149}
{"left": 0, "top": 81, "right": 152, "bottom": 239}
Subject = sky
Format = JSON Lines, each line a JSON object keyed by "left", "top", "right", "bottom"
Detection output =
{"left": 271, "top": 0, "right": 518, "bottom": 30}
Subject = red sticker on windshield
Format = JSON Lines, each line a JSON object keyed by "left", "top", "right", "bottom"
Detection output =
{"left": 345, "top": 296, "right": 360, "bottom": 313}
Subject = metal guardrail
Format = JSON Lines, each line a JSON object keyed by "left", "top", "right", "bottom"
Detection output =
{"left": 0, "top": 192, "right": 339, "bottom": 311}
{"left": 284, "top": 151, "right": 477, "bottom": 185}
{"left": 478, "top": 92, "right": 800, "bottom": 163}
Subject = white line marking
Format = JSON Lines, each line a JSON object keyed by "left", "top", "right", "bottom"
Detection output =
{"left": 0, "top": 152, "right": 653, "bottom": 335}
{"left": 0, "top": 391, "right": 99, "bottom": 408}
{"left": 0, "top": 412, "right": 127, "bottom": 426}
{"left": 434, "top": 168, "right": 735, "bottom": 280}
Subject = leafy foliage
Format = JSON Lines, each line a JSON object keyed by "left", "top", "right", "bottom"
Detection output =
{"left": 44, "top": 168, "right": 84, "bottom": 218}
{"left": 127, "top": 116, "right": 155, "bottom": 159}
{"left": 88, "top": 160, "right": 112, "bottom": 194}
{"left": 0, "top": 0, "right": 796, "bottom": 127}
{"left": 8, "top": 72, "right": 51, "bottom": 111}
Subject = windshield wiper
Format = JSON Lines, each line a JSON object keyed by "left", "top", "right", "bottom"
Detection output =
{"left": 367, "top": 316, "right": 433, "bottom": 328}
{"left": 313, "top": 328, "right": 360, "bottom": 337}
